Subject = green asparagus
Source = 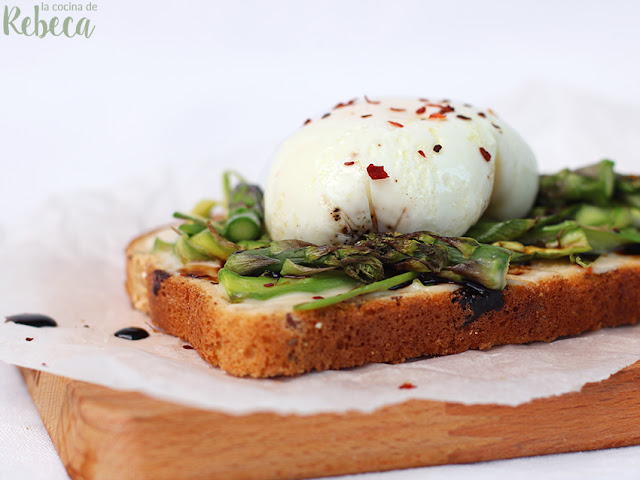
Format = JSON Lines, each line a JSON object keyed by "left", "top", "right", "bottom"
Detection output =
{"left": 222, "top": 171, "right": 264, "bottom": 242}
{"left": 161, "top": 160, "right": 640, "bottom": 309}
{"left": 219, "top": 268, "right": 357, "bottom": 302}
{"left": 224, "top": 232, "right": 512, "bottom": 290}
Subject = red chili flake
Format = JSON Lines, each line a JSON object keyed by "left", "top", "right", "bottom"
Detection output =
{"left": 361, "top": 114, "right": 372, "bottom": 118}
{"left": 479, "top": 147, "right": 492, "bottom": 162}
{"left": 364, "top": 95, "right": 380, "bottom": 104}
{"left": 439, "top": 105, "right": 455, "bottom": 114}
{"left": 478, "top": 112, "right": 486, "bottom": 118}
{"left": 263, "top": 283, "right": 275, "bottom": 287}
{"left": 312, "top": 296, "right": 324, "bottom": 300}
{"left": 433, "top": 144, "right": 442, "bottom": 152}
{"left": 26, "top": 337, "right": 34, "bottom": 342}
{"left": 367, "top": 164, "right": 389, "bottom": 180}
{"left": 41, "top": 362, "right": 47, "bottom": 367}
{"left": 399, "top": 382, "right": 416, "bottom": 390}
{"left": 419, "top": 97, "right": 430, "bottom": 102}
{"left": 390, "top": 107, "right": 406, "bottom": 112}
{"left": 344, "top": 161, "right": 355, "bottom": 166}
{"left": 334, "top": 99, "right": 356, "bottom": 109}
{"left": 415, "top": 106, "right": 426, "bottom": 114}
{"left": 429, "top": 113, "right": 446, "bottom": 119}
{"left": 303, "top": 118, "right": 311, "bottom": 125}
{"left": 587, "top": 265, "right": 594, "bottom": 275}
{"left": 388, "top": 120, "right": 404, "bottom": 128}
{"left": 457, "top": 115, "right": 471, "bottom": 120}
{"left": 182, "top": 345, "right": 194, "bottom": 350}
{"left": 418, "top": 150, "right": 426, "bottom": 157}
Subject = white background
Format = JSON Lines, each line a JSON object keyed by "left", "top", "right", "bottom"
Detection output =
{"left": 2, "top": 1, "right": 640, "bottom": 479}
{"left": 2, "top": 0, "right": 640, "bottom": 228}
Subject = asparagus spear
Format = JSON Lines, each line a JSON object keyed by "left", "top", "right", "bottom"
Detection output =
{"left": 189, "top": 223, "right": 240, "bottom": 261}
{"left": 293, "top": 272, "right": 419, "bottom": 311}
{"left": 222, "top": 171, "right": 265, "bottom": 243}
{"left": 493, "top": 222, "right": 592, "bottom": 263}
{"left": 173, "top": 232, "right": 212, "bottom": 263}
{"left": 574, "top": 204, "right": 640, "bottom": 229}
{"left": 616, "top": 172, "right": 640, "bottom": 208}
{"left": 537, "top": 159, "right": 615, "bottom": 208}
{"left": 224, "top": 232, "right": 512, "bottom": 290}
{"left": 219, "top": 268, "right": 357, "bottom": 302}
{"left": 171, "top": 221, "right": 240, "bottom": 264}
{"left": 465, "top": 218, "right": 537, "bottom": 244}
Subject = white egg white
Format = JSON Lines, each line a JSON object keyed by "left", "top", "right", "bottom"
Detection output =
{"left": 264, "top": 97, "right": 538, "bottom": 245}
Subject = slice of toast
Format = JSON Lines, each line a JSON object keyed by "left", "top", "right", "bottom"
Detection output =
{"left": 126, "top": 227, "right": 640, "bottom": 378}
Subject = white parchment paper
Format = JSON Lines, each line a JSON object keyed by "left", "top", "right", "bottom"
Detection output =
{"left": 2, "top": 88, "right": 640, "bottom": 416}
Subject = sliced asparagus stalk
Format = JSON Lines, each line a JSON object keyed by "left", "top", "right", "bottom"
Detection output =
{"left": 173, "top": 212, "right": 209, "bottom": 236}
{"left": 236, "top": 239, "right": 271, "bottom": 250}
{"left": 178, "top": 223, "right": 207, "bottom": 236}
{"left": 191, "top": 199, "right": 217, "bottom": 218}
{"left": 616, "top": 172, "right": 640, "bottom": 208}
{"left": 293, "top": 272, "right": 419, "bottom": 311}
{"left": 151, "top": 237, "right": 174, "bottom": 253}
{"left": 493, "top": 221, "right": 592, "bottom": 262}
{"left": 222, "top": 171, "right": 265, "bottom": 242}
{"left": 219, "top": 268, "right": 357, "bottom": 302}
{"left": 465, "top": 218, "right": 537, "bottom": 243}
{"left": 537, "top": 159, "right": 615, "bottom": 208}
{"left": 174, "top": 234, "right": 212, "bottom": 263}
{"left": 582, "top": 226, "right": 640, "bottom": 253}
{"left": 187, "top": 223, "right": 239, "bottom": 261}
{"left": 574, "top": 204, "right": 640, "bottom": 229}
{"left": 173, "top": 211, "right": 210, "bottom": 225}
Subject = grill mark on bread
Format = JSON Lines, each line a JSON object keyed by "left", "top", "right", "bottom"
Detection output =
{"left": 286, "top": 313, "right": 302, "bottom": 330}
{"left": 152, "top": 270, "right": 172, "bottom": 295}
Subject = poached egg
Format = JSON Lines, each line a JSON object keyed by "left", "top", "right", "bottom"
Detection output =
{"left": 264, "top": 97, "right": 537, "bottom": 245}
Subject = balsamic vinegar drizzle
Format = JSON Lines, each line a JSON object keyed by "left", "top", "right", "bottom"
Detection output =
{"left": 114, "top": 327, "right": 149, "bottom": 341}
{"left": 5, "top": 313, "right": 58, "bottom": 328}
{"left": 388, "top": 274, "right": 505, "bottom": 325}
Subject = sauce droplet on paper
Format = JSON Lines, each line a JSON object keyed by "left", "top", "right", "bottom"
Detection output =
{"left": 114, "top": 327, "right": 149, "bottom": 341}
{"left": 5, "top": 314, "right": 58, "bottom": 328}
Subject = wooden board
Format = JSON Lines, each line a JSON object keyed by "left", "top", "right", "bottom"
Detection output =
{"left": 20, "top": 362, "right": 640, "bottom": 480}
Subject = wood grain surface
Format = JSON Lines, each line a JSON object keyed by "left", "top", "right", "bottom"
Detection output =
{"left": 20, "top": 362, "right": 640, "bottom": 480}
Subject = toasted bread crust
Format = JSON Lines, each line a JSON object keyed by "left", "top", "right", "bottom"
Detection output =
{"left": 126, "top": 231, "right": 640, "bottom": 377}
